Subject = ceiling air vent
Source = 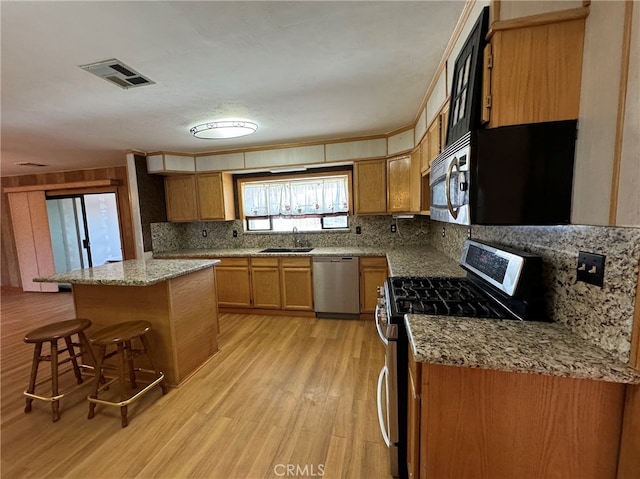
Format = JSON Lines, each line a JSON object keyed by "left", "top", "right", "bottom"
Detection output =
{"left": 80, "top": 58, "right": 155, "bottom": 89}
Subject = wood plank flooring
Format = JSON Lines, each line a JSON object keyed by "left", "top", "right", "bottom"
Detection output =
{"left": 1, "top": 289, "right": 392, "bottom": 479}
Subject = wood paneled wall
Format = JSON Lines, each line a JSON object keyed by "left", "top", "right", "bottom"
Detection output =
{"left": 1, "top": 166, "right": 135, "bottom": 289}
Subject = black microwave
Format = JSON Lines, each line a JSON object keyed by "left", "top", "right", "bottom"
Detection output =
{"left": 429, "top": 119, "right": 578, "bottom": 225}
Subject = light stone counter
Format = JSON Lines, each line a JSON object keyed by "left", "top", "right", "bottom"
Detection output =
{"left": 35, "top": 258, "right": 220, "bottom": 287}
{"left": 153, "top": 245, "right": 466, "bottom": 278}
{"left": 405, "top": 314, "right": 640, "bottom": 384}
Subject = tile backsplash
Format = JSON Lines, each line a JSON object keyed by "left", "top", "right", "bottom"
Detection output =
{"left": 151, "top": 215, "right": 430, "bottom": 252}
{"left": 429, "top": 221, "right": 640, "bottom": 363}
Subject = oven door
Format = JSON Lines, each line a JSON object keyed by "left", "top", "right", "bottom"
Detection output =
{"left": 375, "top": 299, "right": 400, "bottom": 477}
{"left": 430, "top": 134, "right": 472, "bottom": 225}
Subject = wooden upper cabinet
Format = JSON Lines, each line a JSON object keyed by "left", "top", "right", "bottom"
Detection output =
{"left": 354, "top": 159, "right": 387, "bottom": 214}
{"left": 439, "top": 102, "right": 449, "bottom": 151}
{"left": 165, "top": 175, "right": 199, "bottom": 222}
{"left": 197, "top": 172, "right": 235, "bottom": 221}
{"left": 409, "top": 147, "right": 422, "bottom": 214}
{"left": 486, "top": 18, "right": 586, "bottom": 127}
{"left": 387, "top": 156, "right": 412, "bottom": 213}
{"left": 166, "top": 173, "right": 235, "bottom": 222}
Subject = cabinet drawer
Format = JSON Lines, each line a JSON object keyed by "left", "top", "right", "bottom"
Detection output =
{"left": 360, "top": 256, "right": 387, "bottom": 268}
{"left": 217, "top": 257, "right": 249, "bottom": 267}
{"left": 280, "top": 257, "right": 311, "bottom": 268}
{"left": 251, "top": 257, "right": 279, "bottom": 267}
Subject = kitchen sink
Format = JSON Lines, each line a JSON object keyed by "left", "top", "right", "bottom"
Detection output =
{"left": 259, "top": 247, "right": 314, "bottom": 253}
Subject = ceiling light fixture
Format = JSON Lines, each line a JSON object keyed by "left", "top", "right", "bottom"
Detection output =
{"left": 190, "top": 120, "right": 258, "bottom": 140}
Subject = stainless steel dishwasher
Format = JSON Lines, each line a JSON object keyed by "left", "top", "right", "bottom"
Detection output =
{"left": 312, "top": 256, "right": 360, "bottom": 318}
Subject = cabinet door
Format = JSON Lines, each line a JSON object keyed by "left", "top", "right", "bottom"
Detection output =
{"left": 488, "top": 19, "right": 585, "bottom": 127}
{"left": 359, "top": 257, "right": 388, "bottom": 313}
{"left": 280, "top": 257, "right": 313, "bottom": 311}
{"left": 251, "top": 258, "right": 281, "bottom": 309}
{"left": 407, "top": 350, "right": 422, "bottom": 479}
{"left": 439, "top": 102, "right": 450, "bottom": 150}
{"left": 197, "top": 172, "right": 236, "bottom": 221}
{"left": 409, "top": 147, "right": 422, "bottom": 213}
{"left": 165, "top": 175, "right": 199, "bottom": 222}
{"left": 387, "top": 156, "right": 412, "bottom": 213}
{"left": 215, "top": 258, "right": 251, "bottom": 307}
{"left": 354, "top": 159, "right": 387, "bottom": 214}
{"left": 426, "top": 119, "right": 441, "bottom": 165}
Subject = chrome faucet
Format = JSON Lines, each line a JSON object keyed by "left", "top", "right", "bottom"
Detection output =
{"left": 292, "top": 226, "right": 301, "bottom": 247}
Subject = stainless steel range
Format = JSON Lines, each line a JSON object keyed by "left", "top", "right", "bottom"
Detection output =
{"left": 375, "top": 239, "right": 547, "bottom": 479}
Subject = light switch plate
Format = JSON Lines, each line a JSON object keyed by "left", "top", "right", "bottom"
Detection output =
{"left": 577, "top": 251, "right": 605, "bottom": 287}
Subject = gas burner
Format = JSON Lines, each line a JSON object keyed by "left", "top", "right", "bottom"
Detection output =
{"left": 389, "top": 276, "right": 512, "bottom": 319}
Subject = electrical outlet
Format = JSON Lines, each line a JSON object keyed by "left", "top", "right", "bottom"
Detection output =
{"left": 232, "top": 230, "right": 238, "bottom": 238}
{"left": 390, "top": 224, "right": 397, "bottom": 233}
{"left": 577, "top": 251, "right": 605, "bottom": 287}
{"left": 355, "top": 226, "right": 362, "bottom": 235}
{"left": 202, "top": 229, "right": 207, "bottom": 238}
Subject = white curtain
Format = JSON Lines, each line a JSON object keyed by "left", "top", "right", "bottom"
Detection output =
{"left": 243, "top": 176, "right": 349, "bottom": 217}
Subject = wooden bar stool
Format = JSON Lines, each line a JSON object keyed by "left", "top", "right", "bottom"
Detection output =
{"left": 23, "top": 318, "right": 96, "bottom": 422}
{"left": 87, "top": 320, "right": 167, "bottom": 427}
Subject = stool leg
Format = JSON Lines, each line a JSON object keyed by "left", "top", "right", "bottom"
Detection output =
{"left": 78, "top": 331, "right": 104, "bottom": 386}
{"left": 25, "top": 342, "right": 42, "bottom": 413}
{"left": 125, "top": 340, "right": 137, "bottom": 389}
{"left": 65, "top": 335, "right": 83, "bottom": 385}
{"left": 50, "top": 340, "right": 60, "bottom": 422}
{"left": 117, "top": 342, "right": 129, "bottom": 428}
{"left": 139, "top": 334, "right": 167, "bottom": 395}
{"left": 88, "top": 344, "right": 106, "bottom": 420}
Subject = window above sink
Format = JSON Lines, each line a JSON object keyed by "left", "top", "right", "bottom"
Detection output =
{"left": 238, "top": 171, "right": 352, "bottom": 233}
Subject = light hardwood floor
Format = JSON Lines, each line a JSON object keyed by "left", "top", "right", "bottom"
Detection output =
{"left": 1, "top": 289, "right": 392, "bottom": 479}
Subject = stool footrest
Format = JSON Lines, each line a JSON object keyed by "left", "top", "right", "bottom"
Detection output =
{"left": 87, "top": 371, "right": 165, "bottom": 407}
{"left": 23, "top": 365, "right": 96, "bottom": 403}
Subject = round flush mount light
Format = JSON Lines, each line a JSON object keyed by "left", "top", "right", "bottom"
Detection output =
{"left": 190, "top": 120, "right": 258, "bottom": 139}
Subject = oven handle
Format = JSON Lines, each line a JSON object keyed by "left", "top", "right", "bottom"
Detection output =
{"left": 374, "top": 304, "right": 389, "bottom": 346}
{"left": 445, "top": 157, "right": 460, "bottom": 220}
{"left": 376, "top": 364, "right": 391, "bottom": 447}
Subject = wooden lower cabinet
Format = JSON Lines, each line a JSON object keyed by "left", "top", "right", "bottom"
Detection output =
{"left": 214, "top": 255, "right": 385, "bottom": 315}
{"left": 280, "top": 257, "right": 314, "bottom": 311}
{"left": 359, "top": 256, "right": 388, "bottom": 313}
{"left": 215, "top": 257, "right": 251, "bottom": 307}
{"left": 215, "top": 256, "right": 312, "bottom": 312}
{"left": 250, "top": 257, "right": 281, "bottom": 309}
{"left": 409, "top": 355, "right": 627, "bottom": 479}
{"left": 407, "top": 349, "right": 421, "bottom": 479}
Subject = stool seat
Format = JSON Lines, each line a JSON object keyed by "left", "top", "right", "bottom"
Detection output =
{"left": 24, "top": 319, "right": 92, "bottom": 343}
{"left": 23, "top": 318, "right": 96, "bottom": 422}
{"left": 89, "top": 321, "right": 151, "bottom": 345}
{"left": 88, "top": 320, "right": 166, "bottom": 427}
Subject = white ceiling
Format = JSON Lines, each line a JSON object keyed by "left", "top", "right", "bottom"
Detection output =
{"left": 1, "top": 1, "right": 465, "bottom": 177}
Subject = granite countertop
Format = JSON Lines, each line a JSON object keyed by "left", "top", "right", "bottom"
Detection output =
{"left": 34, "top": 258, "right": 220, "bottom": 286}
{"left": 405, "top": 314, "right": 640, "bottom": 384}
{"left": 153, "top": 246, "right": 466, "bottom": 278}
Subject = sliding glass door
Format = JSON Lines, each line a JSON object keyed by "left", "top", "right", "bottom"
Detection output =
{"left": 46, "top": 192, "right": 122, "bottom": 274}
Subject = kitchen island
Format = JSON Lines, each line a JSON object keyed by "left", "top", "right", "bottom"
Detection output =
{"left": 36, "top": 258, "right": 220, "bottom": 387}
